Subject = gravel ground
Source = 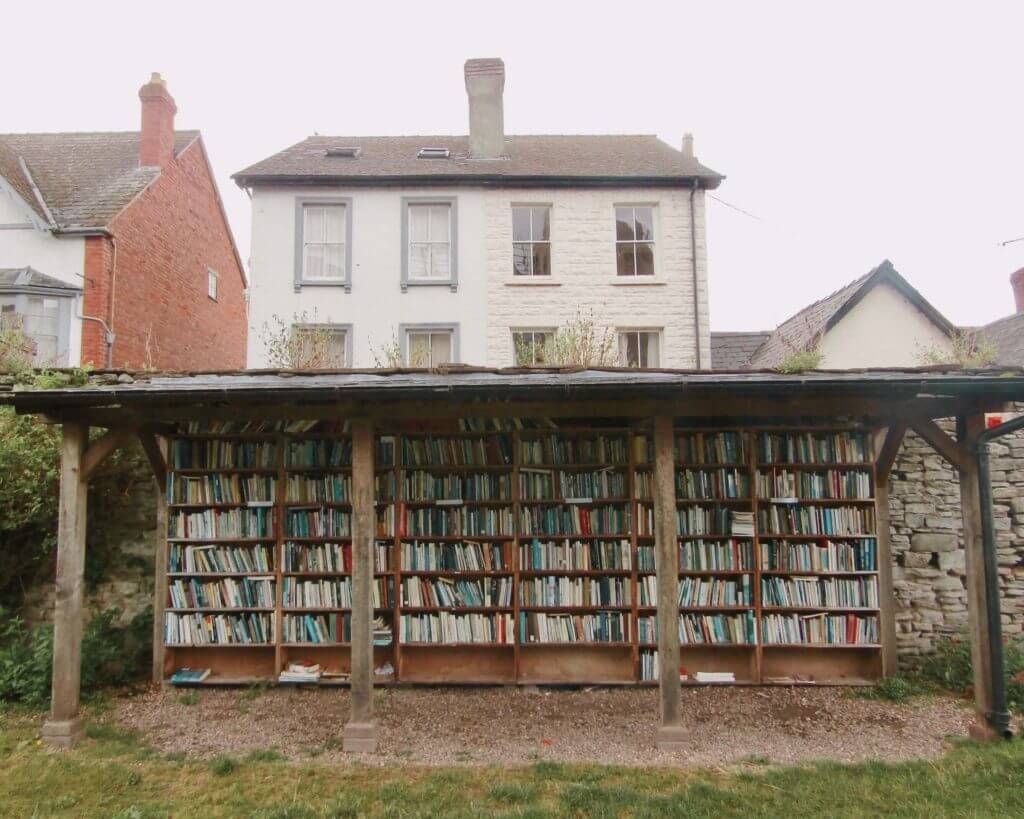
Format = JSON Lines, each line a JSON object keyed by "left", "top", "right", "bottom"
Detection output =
{"left": 106, "top": 685, "right": 978, "bottom": 767}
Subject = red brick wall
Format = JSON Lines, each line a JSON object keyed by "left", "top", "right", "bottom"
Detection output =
{"left": 89, "top": 139, "right": 247, "bottom": 370}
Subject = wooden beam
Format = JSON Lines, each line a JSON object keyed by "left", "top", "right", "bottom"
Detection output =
{"left": 80, "top": 428, "right": 137, "bottom": 481}
{"left": 41, "top": 423, "right": 88, "bottom": 749}
{"left": 958, "top": 414, "right": 999, "bottom": 740}
{"left": 653, "top": 416, "right": 686, "bottom": 750}
{"left": 909, "top": 417, "right": 972, "bottom": 473}
{"left": 151, "top": 438, "right": 169, "bottom": 683}
{"left": 343, "top": 419, "right": 377, "bottom": 753}
{"left": 874, "top": 422, "right": 908, "bottom": 483}
{"left": 138, "top": 432, "right": 167, "bottom": 492}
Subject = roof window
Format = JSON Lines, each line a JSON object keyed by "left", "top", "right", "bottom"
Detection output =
{"left": 325, "top": 146, "right": 361, "bottom": 158}
{"left": 417, "top": 147, "right": 450, "bottom": 159}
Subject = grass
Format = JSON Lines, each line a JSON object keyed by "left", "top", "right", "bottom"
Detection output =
{"left": 2, "top": 710, "right": 1024, "bottom": 817}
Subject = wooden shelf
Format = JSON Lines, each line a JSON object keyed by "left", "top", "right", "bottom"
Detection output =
{"left": 762, "top": 643, "right": 881, "bottom": 649}
{"left": 401, "top": 569, "right": 513, "bottom": 577}
{"left": 166, "top": 607, "right": 275, "bottom": 613}
{"left": 519, "top": 605, "right": 632, "bottom": 612}
{"left": 520, "top": 569, "right": 632, "bottom": 577}
{"left": 762, "top": 606, "right": 879, "bottom": 613}
{"left": 401, "top": 606, "right": 514, "bottom": 613}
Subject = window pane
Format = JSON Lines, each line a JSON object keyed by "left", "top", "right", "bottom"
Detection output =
{"left": 33, "top": 334, "right": 58, "bottom": 365}
{"left": 615, "top": 208, "right": 634, "bottom": 241}
{"left": 408, "top": 333, "right": 430, "bottom": 366}
{"left": 644, "top": 333, "right": 660, "bottom": 367}
{"left": 324, "top": 206, "right": 346, "bottom": 243}
{"left": 512, "top": 243, "right": 532, "bottom": 275}
{"left": 513, "top": 332, "right": 531, "bottom": 365}
{"left": 512, "top": 208, "right": 532, "bottom": 242}
{"left": 409, "top": 206, "right": 429, "bottom": 242}
{"left": 429, "top": 205, "right": 449, "bottom": 240}
{"left": 327, "top": 331, "right": 346, "bottom": 367}
{"left": 635, "top": 207, "right": 654, "bottom": 241}
{"left": 618, "top": 332, "right": 640, "bottom": 367}
{"left": 532, "top": 207, "right": 550, "bottom": 241}
{"left": 532, "top": 243, "right": 551, "bottom": 276}
{"left": 304, "top": 244, "right": 324, "bottom": 277}
{"left": 431, "top": 332, "right": 452, "bottom": 366}
{"left": 304, "top": 206, "right": 325, "bottom": 242}
{"left": 324, "top": 244, "right": 345, "bottom": 279}
{"left": 431, "top": 243, "right": 451, "bottom": 278}
{"left": 409, "top": 243, "right": 430, "bottom": 278}
{"left": 616, "top": 243, "right": 636, "bottom": 276}
{"left": 535, "top": 332, "right": 553, "bottom": 364}
{"left": 635, "top": 243, "right": 655, "bottom": 275}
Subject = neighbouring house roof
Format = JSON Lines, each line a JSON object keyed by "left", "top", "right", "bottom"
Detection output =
{"left": 0, "top": 267, "right": 81, "bottom": 293}
{"left": 710, "top": 331, "right": 771, "bottom": 370}
{"left": 233, "top": 135, "right": 724, "bottom": 188}
{"left": 976, "top": 312, "right": 1024, "bottom": 367}
{"left": 0, "top": 131, "right": 199, "bottom": 230}
{"left": 746, "top": 260, "right": 957, "bottom": 370}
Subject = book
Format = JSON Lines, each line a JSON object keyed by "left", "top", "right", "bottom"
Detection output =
{"left": 170, "top": 667, "right": 211, "bottom": 685}
{"left": 279, "top": 662, "right": 322, "bottom": 684}
{"left": 694, "top": 671, "right": 735, "bottom": 683}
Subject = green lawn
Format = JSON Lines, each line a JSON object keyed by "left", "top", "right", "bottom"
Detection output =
{"left": 2, "top": 709, "right": 1023, "bottom": 818}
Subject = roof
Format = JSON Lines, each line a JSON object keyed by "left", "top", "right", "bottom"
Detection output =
{"left": 976, "top": 312, "right": 1024, "bottom": 367}
{"left": 0, "top": 131, "right": 199, "bottom": 229}
{"left": 0, "top": 267, "right": 81, "bottom": 293}
{"left": 748, "top": 260, "right": 957, "bottom": 369}
{"left": 233, "top": 135, "right": 724, "bottom": 188}
{"left": 710, "top": 331, "right": 771, "bottom": 369}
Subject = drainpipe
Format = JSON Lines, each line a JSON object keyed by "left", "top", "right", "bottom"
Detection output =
{"left": 690, "top": 179, "right": 702, "bottom": 369}
{"left": 972, "top": 413, "right": 1022, "bottom": 739}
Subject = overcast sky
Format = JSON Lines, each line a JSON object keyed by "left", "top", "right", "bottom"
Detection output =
{"left": 5, "top": 1, "right": 1023, "bottom": 331}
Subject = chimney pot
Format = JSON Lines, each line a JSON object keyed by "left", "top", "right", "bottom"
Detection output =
{"left": 464, "top": 58, "right": 506, "bottom": 159}
{"left": 682, "top": 133, "right": 695, "bottom": 159}
{"left": 139, "top": 72, "right": 177, "bottom": 169}
{"left": 1011, "top": 268, "right": 1024, "bottom": 313}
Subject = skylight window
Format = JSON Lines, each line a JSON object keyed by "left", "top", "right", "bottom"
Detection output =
{"left": 325, "top": 146, "right": 361, "bottom": 158}
{"left": 417, "top": 147, "right": 450, "bottom": 159}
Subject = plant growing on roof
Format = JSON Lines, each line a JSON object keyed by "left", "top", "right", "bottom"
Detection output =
{"left": 917, "top": 330, "right": 998, "bottom": 369}
{"left": 370, "top": 332, "right": 428, "bottom": 368}
{"left": 260, "top": 311, "right": 339, "bottom": 370}
{"left": 528, "top": 310, "right": 616, "bottom": 367}
{"left": 774, "top": 319, "right": 824, "bottom": 374}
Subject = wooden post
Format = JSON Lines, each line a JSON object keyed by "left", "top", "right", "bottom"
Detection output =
{"left": 653, "top": 416, "right": 685, "bottom": 749}
{"left": 42, "top": 423, "right": 88, "bottom": 749}
{"left": 344, "top": 418, "right": 377, "bottom": 752}
{"left": 150, "top": 437, "right": 168, "bottom": 683}
{"left": 958, "top": 414, "right": 999, "bottom": 741}
{"left": 873, "top": 424, "right": 906, "bottom": 678}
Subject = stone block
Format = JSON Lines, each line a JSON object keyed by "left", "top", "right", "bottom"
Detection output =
{"left": 903, "top": 552, "right": 933, "bottom": 569}
{"left": 938, "top": 552, "right": 966, "bottom": 573}
{"left": 911, "top": 533, "right": 958, "bottom": 553}
{"left": 934, "top": 576, "right": 965, "bottom": 591}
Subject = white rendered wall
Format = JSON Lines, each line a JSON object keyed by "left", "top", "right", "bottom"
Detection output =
{"left": 0, "top": 188, "right": 86, "bottom": 364}
{"left": 484, "top": 187, "right": 710, "bottom": 368}
{"left": 818, "top": 282, "right": 954, "bottom": 368}
{"left": 246, "top": 185, "right": 488, "bottom": 367}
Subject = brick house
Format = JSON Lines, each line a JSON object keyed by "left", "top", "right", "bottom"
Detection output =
{"left": 0, "top": 74, "right": 246, "bottom": 369}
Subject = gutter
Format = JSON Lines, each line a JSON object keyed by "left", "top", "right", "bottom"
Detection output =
{"left": 231, "top": 173, "right": 726, "bottom": 191}
{"left": 690, "top": 180, "right": 702, "bottom": 369}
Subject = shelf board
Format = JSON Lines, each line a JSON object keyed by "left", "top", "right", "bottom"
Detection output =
{"left": 169, "top": 502, "right": 276, "bottom": 510}
{"left": 283, "top": 501, "right": 353, "bottom": 508}
{"left": 400, "top": 464, "right": 512, "bottom": 472}
{"left": 760, "top": 570, "right": 878, "bottom": 576}
{"left": 520, "top": 641, "right": 633, "bottom": 648}
{"left": 760, "top": 498, "right": 874, "bottom": 505}
{"left": 519, "top": 569, "right": 632, "bottom": 577}
{"left": 759, "top": 534, "right": 876, "bottom": 540}
{"left": 167, "top": 538, "right": 273, "bottom": 544}
{"left": 168, "top": 572, "right": 275, "bottom": 578}
{"left": 400, "top": 570, "right": 513, "bottom": 577}
{"left": 518, "top": 534, "right": 632, "bottom": 540}
{"left": 402, "top": 499, "right": 513, "bottom": 507}
{"left": 757, "top": 462, "right": 874, "bottom": 469}
{"left": 519, "top": 462, "right": 630, "bottom": 470}
{"left": 519, "top": 605, "right": 632, "bottom": 612}
{"left": 637, "top": 605, "right": 753, "bottom": 612}
{"left": 762, "top": 606, "right": 879, "bottom": 613}
{"left": 401, "top": 606, "right": 514, "bottom": 613}
{"left": 164, "top": 643, "right": 275, "bottom": 649}
{"left": 676, "top": 498, "right": 752, "bottom": 505}
{"left": 170, "top": 468, "right": 278, "bottom": 475}
{"left": 281, "top": 607, "right": 393, "bottom": 613}
{"left": 281, "top": 571, "right": 390, "bottom": 577}
{"left": 399, "top": 535, "right": 512, "bottom": 541}
{"left": 166, "top": 607, "right": 275, "bottom": 613}
{"left": 518, "top": 497, "right": 633, "bottom": 505}
{"left": 762, "top": 643, "right": 881, "bottom": 650}
{"left": 400, "top": 642, "right": 515, "bottom": 648}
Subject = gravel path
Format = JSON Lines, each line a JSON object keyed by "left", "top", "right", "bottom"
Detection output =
{"left": 107, "top": 685, "right": 976, "bottom": 767}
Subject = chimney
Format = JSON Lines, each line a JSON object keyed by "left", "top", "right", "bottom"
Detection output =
{"left": 1012, "top": 267, "right": 1024, "bottom": 313}
{"left": 682, "top": 133, "right": 695, "bottom": 159}
{"left": 464, "top": 58, "right": 506, "bottom": 159}
{"left": 138, "top": 72, "right": 177, "bottom": 169}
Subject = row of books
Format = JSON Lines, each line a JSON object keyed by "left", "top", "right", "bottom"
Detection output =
{"left": 286, "top": 475, "right": 351, "bottom": 503}
{"left": 164, "top": 612, "right": 274, "bottom": 645}
{"left": 281, "top": 614, "right": 393, "bottom": 645}
{"left": 519, "top": 435, "right": 630, "bottom": 466}
{"left": 519, "top": 504, "right": 631, "bottom": 536}
{"left": 170, "top": 441, "right": 277, "bottom": 470}
{"left": 757, "top": 432, "right": 871, "bottom": 465}
{"left": 401, "top": 436, "right": 512, "bottom": 467}
{"left": 760, "top": 539, "right": 877, "bottom": 572}
{"left": 537, "top": 468, "right": 628, "bottom": 500}
{"left": 676, "top": 469, "right": 750, "bottom": 500}
{"left": 676, "top": 432, "right": 745, "bottom": 464}
{"left": 168, "top": 544, "right": 273, "bottom": 574}
{"left": 675, "top": 539, "right": 754, "bottom": 572}
{"left": 168, "top": 577, "right": 275, "bottom": 609}
{"left": 167, "top": 474, "right": 276, "bottom": 505}
{"left": 761, "top": 577, "right": 879, "bottom": 609}
{"left": 639, "top": 612, "right": 757, "bottom": 645}
{"left": 169, "top": 509, "right": 273, "bottom": 540}
{"left": 758, "top": 506, "right": 875, "bottom": 536}
{"left": 401, "top": 577, "right": 514, "bottom": 608}
{"left": 285, "top": 508, "right": 351, "bottom": 537}
{"left": 401, "top": 541, "right": 512, "bottom": 572}
{"left": 403, "top": 506, "right": 514, "bottom": 536}
{"left": 285, "top": 439, "right": 351, "bottom": 468}
{"left": 182, "top": 419, "right": 325, "bottom": 434}
{"left": 282, "top": 541, "right": 389, "bottom": 573}
{"left": 520, "top": 612, "right": 630, "bottom": 643}
{"left": 282, "top": 577, "right": 392, "bottom": 608}
{"left": 520, "top": 576, "right": 630, "bottom": 607}
{"left": 640, "top": 649, "right": 659, "bottom": 681}
{"left": 761, "top": 613, "right": 879, "bottom": 644}
{"left": 400, "top": 612, "right": 514, "bottom": 643}
{"left": 674, "top": 576, "right": 752, "bottom": 608}
{"left": 667, "top": 507, "right": 752, "bottom": 536}
{"left": 755, "top": 469, "right": 872, "bottom": 500}
{"left": 404, "top": 471, "right": 512, "bottom": 502}
{"left": 520, "top": 539, "right": 632, "bottom": 571}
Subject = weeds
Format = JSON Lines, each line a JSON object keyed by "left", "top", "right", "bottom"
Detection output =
{"left": 208, "top": 755, "right": 238, "bottom": 776}
{"left": 178, "top": 691, "right": 199, "bottom": 706}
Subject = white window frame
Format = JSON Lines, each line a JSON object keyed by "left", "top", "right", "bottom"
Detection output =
{"left": 617, "top": 329, "right": 662, "bottom": 368}
{"left": 400, "top": 323, "right": 459, "bottom": 367}
{"left": 400, "top": 198, "right": 458, "bottom": 291}
{"left": 294, "top": 198, "right": 353, "bottom": 293}
{"left": 511, "top": 328, "right": 556, "bottom": 365}
{"left": 207, "top": 268, "right": 219, "bottom": 301}
{"left": 290, "top": 323, "right": 352, "bottom": 368}
{"left": 511, "top": 205, "right": 552, "bottom": 277}
{"left": 614, "top": 205, "right": 656, "bottom": 277}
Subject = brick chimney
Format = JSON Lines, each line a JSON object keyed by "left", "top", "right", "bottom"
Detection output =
{"left": 1012, "top": 267, "right": 1024, "bottom": 313}
{"left": 464, "top": 58, "right": 505, "bottom": 159}
{"left": 138, "top": 73, "right": 177, "bottom": 169}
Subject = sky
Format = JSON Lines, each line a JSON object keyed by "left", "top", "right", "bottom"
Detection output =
{"left": 4, "top": 0, "right": 1023, "bottom": 331}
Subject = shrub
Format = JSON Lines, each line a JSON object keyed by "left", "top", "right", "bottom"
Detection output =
{"left": 915, "top": 634, "right": 1024, "bottom": 713}
{"left": 776, "top": 349, "right": 823, "bottom": 374}
{"left": 853, "top": 675, "right": 924, "bottom": 704}
{"left": 260, "top": 312, "right": 342, "bottom": 369}
{"left": 918, "top": 331, "right": 998, "bottom": 369}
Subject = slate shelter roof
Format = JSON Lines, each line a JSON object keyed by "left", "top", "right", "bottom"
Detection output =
{"left": 710, "top": 332, "right": 771, "bottom": 370}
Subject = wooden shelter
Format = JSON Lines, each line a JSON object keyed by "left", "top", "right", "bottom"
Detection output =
{"left": 9, "top": 366, "right": 1024, "bottom": 751}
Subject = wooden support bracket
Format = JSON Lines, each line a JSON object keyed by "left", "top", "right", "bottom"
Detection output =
{"left": 909, "top": 418, "right": 972, "bottom": 473}
{"left": 138, "top": 432, "right": 168, "bottom": 492}
{"left": 80, "top": 428, "right": 137, "bottom": 482}
{"left": 874, "top": 422, "right": 908, "bottom": 482}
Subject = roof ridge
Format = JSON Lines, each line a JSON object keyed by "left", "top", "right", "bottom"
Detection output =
{"left": 0, "top": 129, "right": 199, "bottom": 138}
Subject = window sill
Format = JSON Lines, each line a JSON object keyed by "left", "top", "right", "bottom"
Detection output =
{"left": 503, "top": 279, "right": 562, "bottom": 287}
{"left": 294, "top": 280, "right": 352, "bottom": 294}
{"left": 609, "top": 278, "right": 666, "bottom": 286}
{"left": 402, "top": 281, "right": 458, "bottom": 292}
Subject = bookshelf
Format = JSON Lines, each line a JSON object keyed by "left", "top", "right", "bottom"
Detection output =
{"left": 159, "top": 421, "right": 884, "bottom": 686}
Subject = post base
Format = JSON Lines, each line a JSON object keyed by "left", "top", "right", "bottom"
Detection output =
{"left": 655, "top": 724, "right": 688, "bottom": 751}
{"left": 41, "top": 717, "right": 84, "bottom": 749}
{"left": 968, "top": 719, "right": 999, "bottom": 743}
{"left": 343, "top": 720, "right": 378, "bottom": 753}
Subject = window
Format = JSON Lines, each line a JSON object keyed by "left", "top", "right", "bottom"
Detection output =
{"left": 408, "top": 203, "right": 452, "bottom": 282}
{"left": 512, "top": 329, "right": 554, "bottom": 365}
{"left": 404, "top": 327, "right": 455, "bottom": 367}
{"left": 291, "top": 325, "right": 349, "bottom": 368}
{"left": 417, "top": 147, "right": 450, "bottom": 159}
{"left": 207, "top": 269, "right": 219, "bottom": 301}
{"left": 294, "top": 198, "right": 352, "bottom": 291}
{"left": 615, "top": 206, "right": 655, "bottom": 276}
{"left": 22, "top": 297, "right": 61, "bottom": 365}
{"left": 618, "top": 330, "right": 660, "bottom": 368}
{"left": 512, "top": 206, "right": 551, "bottom": 276}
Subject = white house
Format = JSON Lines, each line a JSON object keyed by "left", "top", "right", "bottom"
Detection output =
{"left": 235, "top": 59, "right": 723, "bottom": 369}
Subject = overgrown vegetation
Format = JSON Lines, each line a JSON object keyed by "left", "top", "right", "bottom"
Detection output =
{"left": 0, "top": 314, "right": 35, "bottom": 377}
{"left": 776, "top": 348, "right": 823, "bottom": 374}
{"left": 773, "top": 317, "right": 824, "bottom": 373}
{"left": 916, "top": 634, "right": 1024, "bottom": 713}
{"left": 0, "top": 607, "right": 152, "bottom": 707}
{"left": 918, "top": 330, "right": 999, "bottom": 369}
{"left": 514, "top": 310, "right": 618, "bottom": 367}
{"left": 260, "top": 312, "right": 342, "bottom": 369}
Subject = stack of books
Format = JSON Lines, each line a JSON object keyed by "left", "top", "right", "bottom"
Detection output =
{"left": 373, "top": 617, "right": 393, "bottom": 646}
{"left": 170, "top": 667, "right": 210, "bottom": 685}
{"left": 279, "top": 662, "right": 321, "bottom": 684}
{"left": 730, "top": 511, "right": 755, "bottom": 537}
{"left": 694, "top": 671, "right": 735, "bottom": 683}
